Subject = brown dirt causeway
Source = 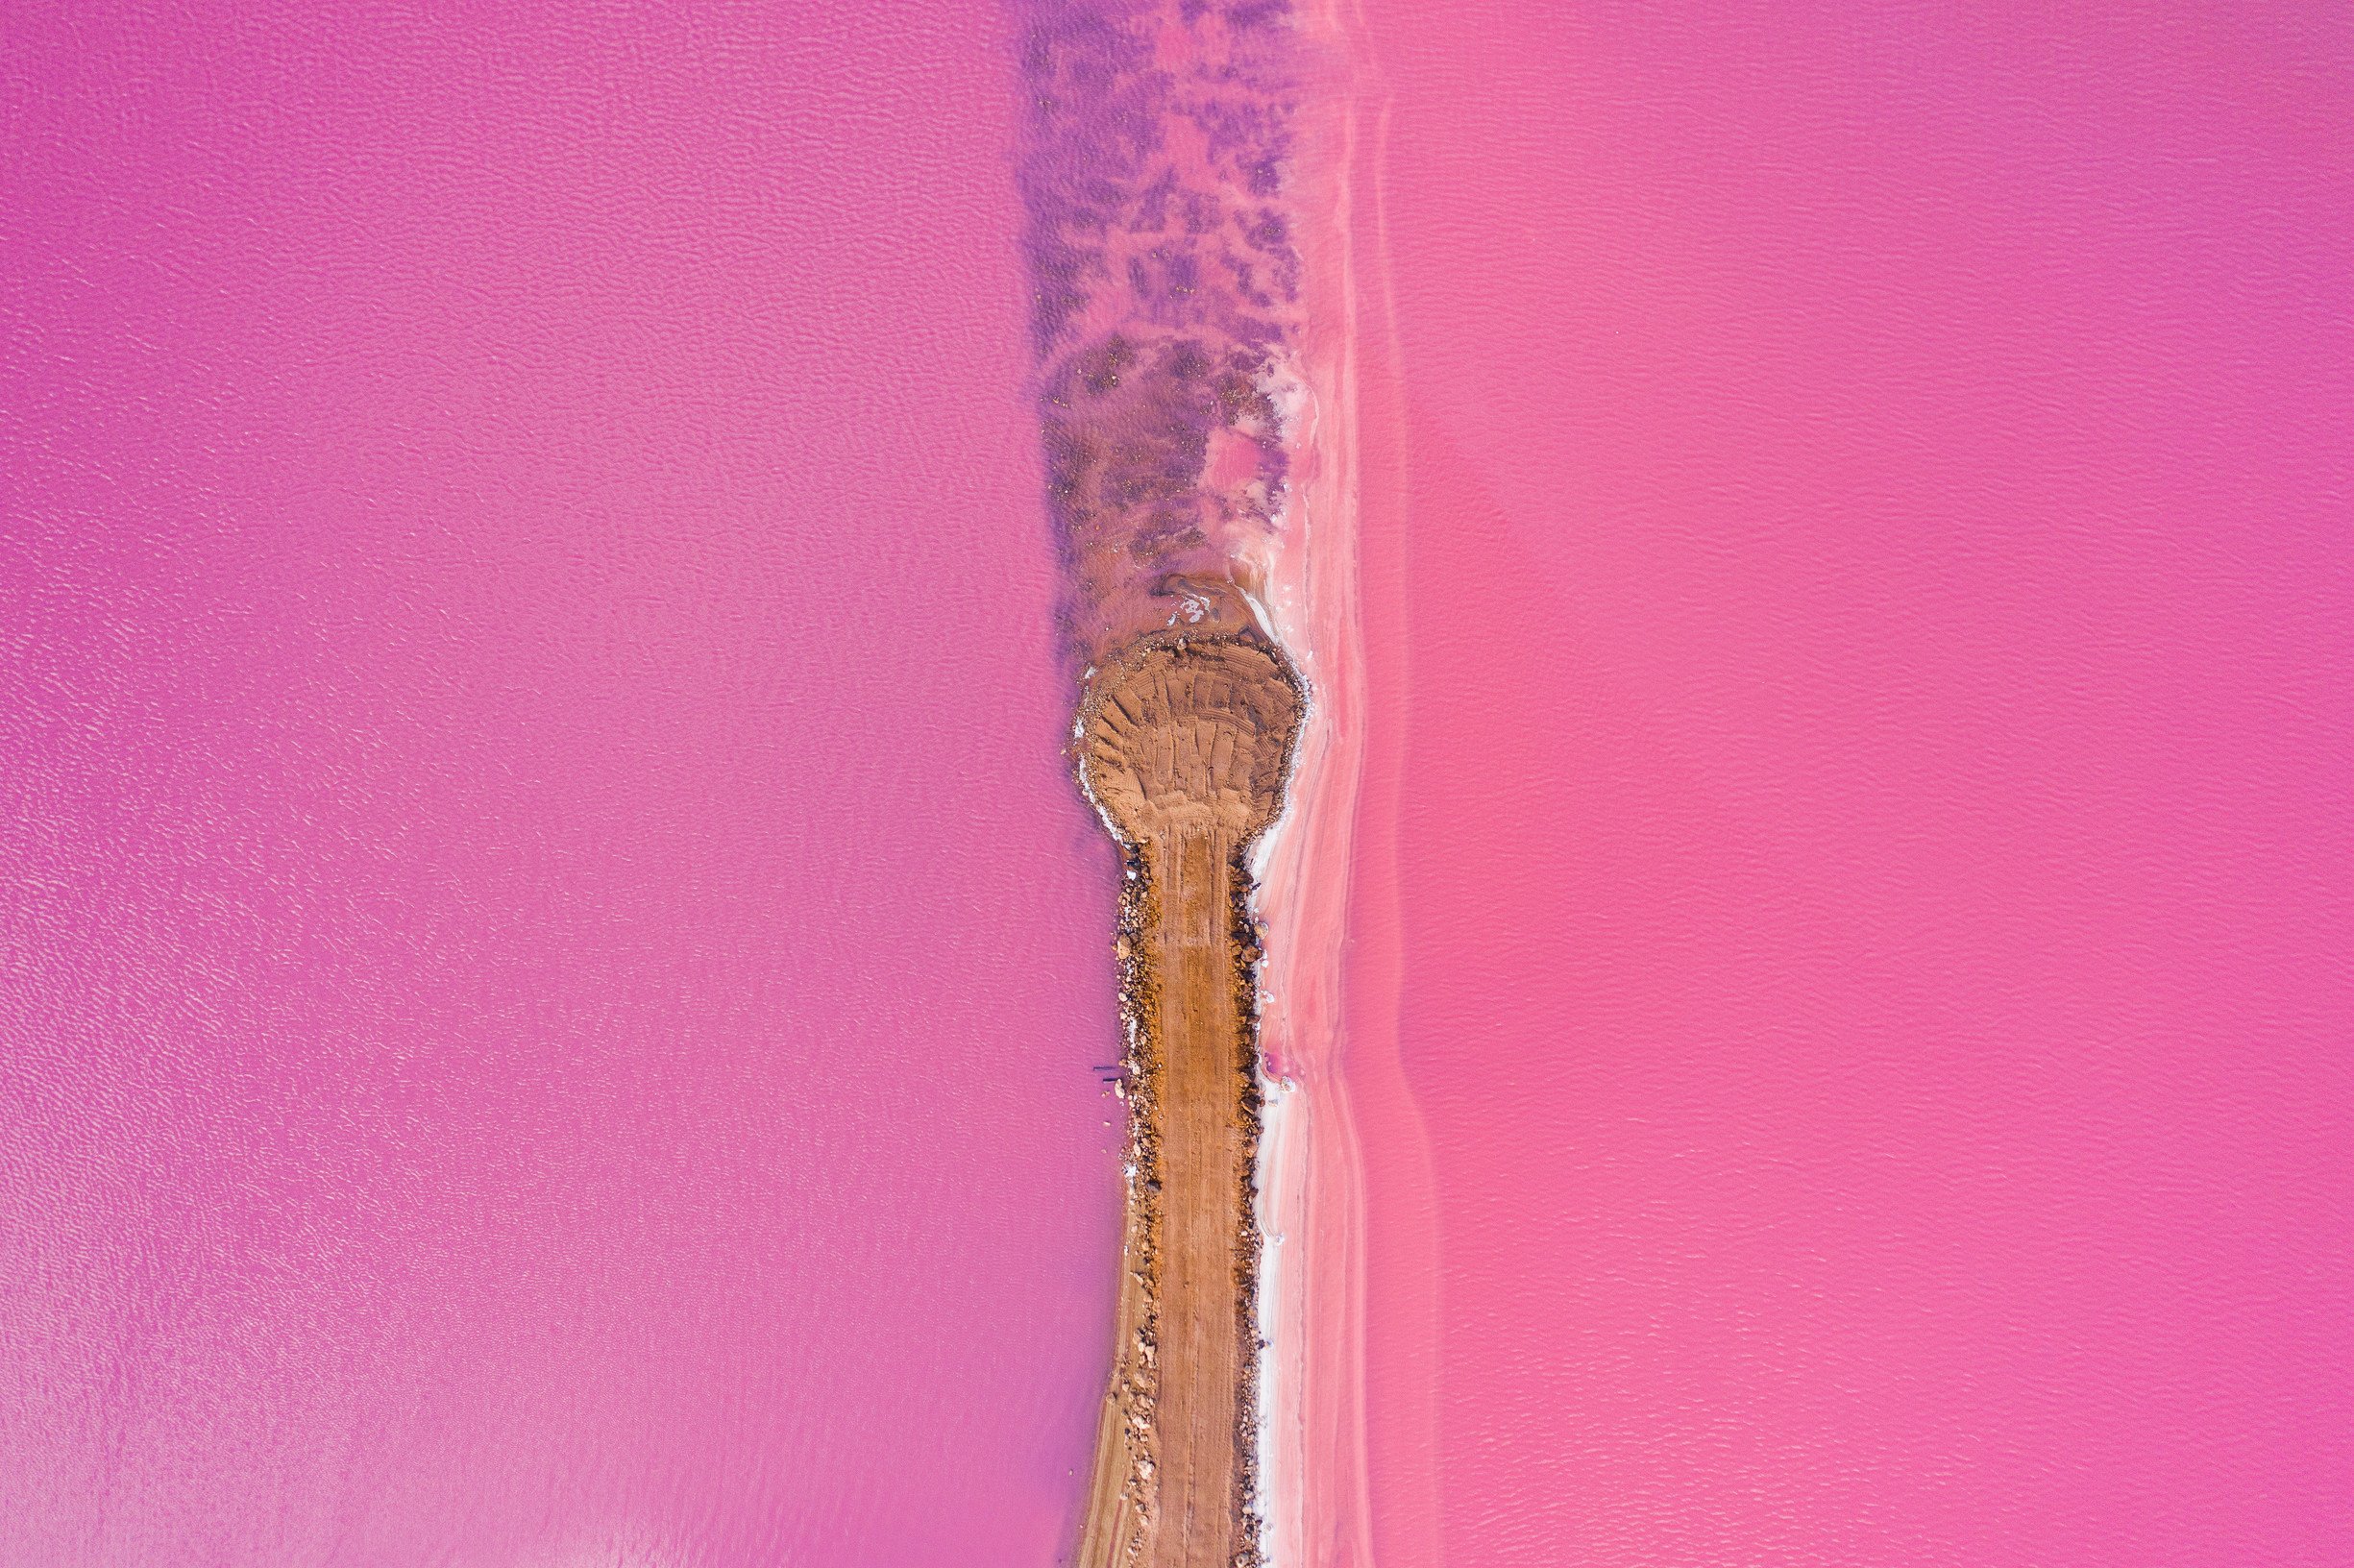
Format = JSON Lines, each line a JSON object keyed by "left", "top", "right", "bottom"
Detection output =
{"left": 1072, "top": 633, "right": 1304, "bottom": 1568}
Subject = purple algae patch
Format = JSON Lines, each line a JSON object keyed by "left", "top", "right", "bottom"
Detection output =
{"left": 1014, "top": 0, "right": 1306, "bottom": 664}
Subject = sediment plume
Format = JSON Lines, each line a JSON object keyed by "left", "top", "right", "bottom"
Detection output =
{"left": 1017, "top": 0, "right": 1305, "bottom": 664}
{"left": 1072, "top": 632, "right": 1303, "bottom": 1568}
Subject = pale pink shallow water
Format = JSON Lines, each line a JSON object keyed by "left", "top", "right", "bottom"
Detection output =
{"left": 0, "top": 4, "right": 1125, "bottom": 1562}
{"left": 1347, "top": 3, "right": 2354, "bottom": 1565}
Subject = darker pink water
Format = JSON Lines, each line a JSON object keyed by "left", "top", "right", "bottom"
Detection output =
{"left": 0, "top": 4, "right": 1123, "bottom": 1561}
{"left": 1353, "top": 4, "right": 2354, "bottom": 1564}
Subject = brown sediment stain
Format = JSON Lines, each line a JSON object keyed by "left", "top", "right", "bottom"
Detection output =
{"left": 1017, "top": 0, "right": 1306, "bottom": 668}
{"left": 1073, "top": 632, "right": 1304, "bottom": 1568}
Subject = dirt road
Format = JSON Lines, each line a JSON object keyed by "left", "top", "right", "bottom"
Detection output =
{"left": 1072, "top": 634, "right": 1303, "bottom": 1568}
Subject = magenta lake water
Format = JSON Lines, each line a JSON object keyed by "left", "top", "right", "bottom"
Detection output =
{"left": 2, "top": 4, "right": 1124, "bottom": 1560}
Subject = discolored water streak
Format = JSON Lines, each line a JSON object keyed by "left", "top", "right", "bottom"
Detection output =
{"left": 1015, "top": 0, "right": 1311, "bottom": 664}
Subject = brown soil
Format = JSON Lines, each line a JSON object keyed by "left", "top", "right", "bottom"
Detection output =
{"left": 1072, "top": 633, "right": 1304, "bottom": 1568}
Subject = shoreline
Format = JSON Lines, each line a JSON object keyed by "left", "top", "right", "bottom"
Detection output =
{"left": 1252, "top": 3, "right": 1444, "bottom": 1558}
{"left": 1247, "top": 2, "right": 1378, "bottom": 1559}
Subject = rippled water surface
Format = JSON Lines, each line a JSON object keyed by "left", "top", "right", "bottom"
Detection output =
{"left": 1, "top": 5, "right": 1121, "bottom": 1561}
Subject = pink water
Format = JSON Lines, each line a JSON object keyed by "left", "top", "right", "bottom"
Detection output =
{"left": 1348, "top": 3, "right": 2354, "bottom": 1564}
{"left": 0, "top": 4, "right": 1125, "bottom": 1561}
